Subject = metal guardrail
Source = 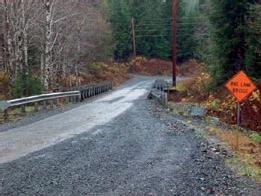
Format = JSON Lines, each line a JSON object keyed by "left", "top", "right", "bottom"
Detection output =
{"left": 152, "top": 79, "right": 170, "bottom": 91}
{"left": 0, "top": 91, "right": 81, "bottom": 121}
{"left": 148, "top": 79, "right": 169, "bottom": 106}
{"left": 7, "top": 91, "right": 80, "bottom": 108}
{"left": 69, "top": 81, "right": 112, "bottom": 101}
{"left": 1, "top": 81, "right": 113, "bottom": 122}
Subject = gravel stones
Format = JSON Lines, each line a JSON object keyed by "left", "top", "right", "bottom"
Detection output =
{"left": 1, "top": 94, "right": 261, "bottom": 195}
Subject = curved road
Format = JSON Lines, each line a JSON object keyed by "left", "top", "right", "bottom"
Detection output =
{"left": 0, "top": 75, "right": 171, "bottom": 164}
{"left": 1, "top": 75, "right": 261, "bottom": 196}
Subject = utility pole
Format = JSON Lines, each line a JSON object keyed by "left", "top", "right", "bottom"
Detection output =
{"left": 131, "top": 18, "right": 136, "bottom": 58}
{"left": 172, "top": 0, "right": 177, "bottom": 87}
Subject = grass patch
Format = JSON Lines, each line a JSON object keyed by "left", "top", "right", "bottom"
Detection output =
{"left": 226, "top": 156, "right": 261, "bottom": 183}
{"left": 208, "top": 126, "right": 261, "bottom": 183}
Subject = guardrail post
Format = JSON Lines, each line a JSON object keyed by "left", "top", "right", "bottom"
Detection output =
{"left": 75, "top": 95, "right": 78, "bottom": 102}
{"left": 21, "top": 105, "right": 26, "bottom": 113}
{"left": 4, "top": 109, "right": 8, "bottom": 122}
{"left": 50, "top": 100, "right": 53, "bottom": 109}
{"left": 43, "top": 100, "right": 47, "bottom": 110}
{"left": 56, "top": 98, "right": 60, "bottom": 106}
{"left": 75, "top": 94, "right": 79, "bottom": 102}
{"left": 65, "top": 97, "right": 69, "bottom": 104}
{"left": 162, "top": 92, "right": 168, "bottom": 106}
{"left": 83, "top": 90, "right": 86, "bottom": 99}
{"left": 91, "top": 88, "right": 93, "bottom": 97}
{"left": 35, "top": 102, "right": 39, "bottom": 112}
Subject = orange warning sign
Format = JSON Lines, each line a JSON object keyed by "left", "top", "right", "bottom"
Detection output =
{"left": 225, "top": 70, "right": 256, "bottom": 102}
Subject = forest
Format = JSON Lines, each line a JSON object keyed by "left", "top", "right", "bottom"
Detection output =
{"left": 0, "top": 0, "right": 261, "bottom": 98}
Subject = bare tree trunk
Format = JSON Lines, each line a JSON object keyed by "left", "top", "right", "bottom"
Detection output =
{"left": 3, "top": 0, "right": 23, "bottom": 81}
{"left": 16, "top": 1, "right": 25, "bottom": 73}
{"left": 3, "top": 0, "right": 11, "bottom": 75}
{"left": 2, "top": 0, "right": 113, "bottom": 95}
{"left": 7, "top": 1, "right": 28, "bottom": 79}
{"left": 21, "top": 0, "right": 28, "bottom": 70}
{"left": 75, "top": 21, "right": 81, "bottom": 87}
{"left": 40, "top": 53, "right": 44, "bottom": 85}
{"left": 43, "top": 0, "right": 53, "bottom": 91}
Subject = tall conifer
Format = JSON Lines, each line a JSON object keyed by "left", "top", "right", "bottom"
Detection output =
{"left": 209, "top": 0, "right": 251, "bottom": 85}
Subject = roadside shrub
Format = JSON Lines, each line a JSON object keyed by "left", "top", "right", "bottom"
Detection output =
{"left": 250, "top": 132, "right": 261, "bottom": 143}
{"left": 10, "top": 71, "right": 42, "bottom": 98}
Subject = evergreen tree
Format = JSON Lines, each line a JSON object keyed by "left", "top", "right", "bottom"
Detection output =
{"left": 192, "top": 0, "right": 212, "bottom": 63}
{"left": 177, "top": 5, "right": 198, "bottom": 63}
{"left": 106, "top": 0, "right": 200, "bottom": 61}
{"left": 106, "top": 0, "right": 173, "bottom": 60}
{"left": 133, "top": 0, "right": 198, "bottom": 62}
{"left": 245, "top": 3, "right": 261, "bottom": 78}
{"left": 134, "top": 1, "right": 172, "bottom": 59}
{"left": 209, "top": 0, "right": 253, "bottom": 86}
{"left": 108, "top": 0, "right": 132, "bottom": 61}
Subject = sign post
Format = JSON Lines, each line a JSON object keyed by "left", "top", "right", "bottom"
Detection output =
{"left": 225, "top": 70, "right": 257, "bottom": 149}
{"left": 236, "top": 102, "right": 240, "bottom": 129}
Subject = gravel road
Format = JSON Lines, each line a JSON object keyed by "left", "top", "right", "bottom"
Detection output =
{"left": 1, "top": 75, "right": 261, "bottom": 196}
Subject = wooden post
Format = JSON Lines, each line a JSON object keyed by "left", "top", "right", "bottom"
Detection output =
{"left": 237, "top": 102, "right": 240, "bottom": 129}
{"left": 236, "top": 102, "right": 240, "bottom": 150}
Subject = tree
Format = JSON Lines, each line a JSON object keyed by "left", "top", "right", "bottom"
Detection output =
{"left": 1, "top": 0, "right": 10, "bottom": 72}
{"left": 108, "top": 0, "right": 132, "bottom": 61}
{"left": 191, "top": 0, "right": 212, "bottom": 62}
{"left": 1, "top": 0, "right": 115, "bottom": 96}
{"left": 106, "top": 0, "right": 200, "bottom": 62}
{"left": 0, "top": 1, "right": 45, "bottom": 97}
{"left": 63, "top": 1, "right": 114, "bottom": 86}
{"left": 1, "top": 0, "right": 39, "bottom": 96}
{"left": 245, "top": 3, "right": 261, "bottom": 78}
{"left": 209, "top": 0, "right": 254, "bottom": 86}
{"left": 135, "top": 0, "right": 172, "bottom": 60}
{"left": 22, "top": 0, "right": 114, "bottom": 91}
{"left": 107, "top": 0, "right": 173, "bottom": 60}
{"left": 176, "top": 0, "right": 198, "bottom": 63}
